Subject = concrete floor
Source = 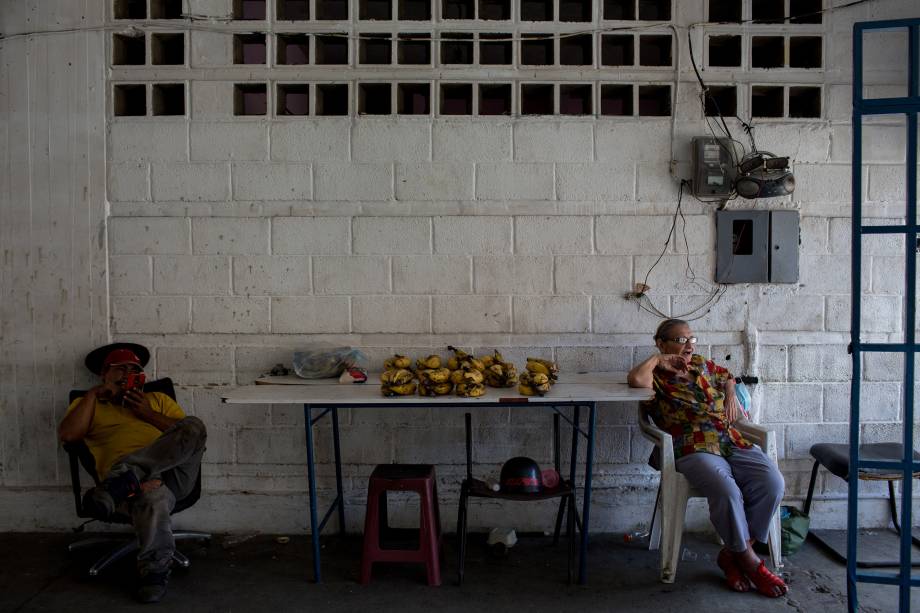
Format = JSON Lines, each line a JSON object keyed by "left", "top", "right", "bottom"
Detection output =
{"left": 1, "top": 530, "right": 915, "bottom": 612}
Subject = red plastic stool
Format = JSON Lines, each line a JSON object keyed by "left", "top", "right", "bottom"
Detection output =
{"left": 360, "top": 464, "right": 442, "bottom": 586}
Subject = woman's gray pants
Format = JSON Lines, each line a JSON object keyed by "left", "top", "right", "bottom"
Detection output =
{"left": 675, "top": 446, "right": 784, "bottom": 552}
{"left": 107, "top": 416, "right": 207, "bottom": 575}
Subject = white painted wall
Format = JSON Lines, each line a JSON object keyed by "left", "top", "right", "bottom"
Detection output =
{"left": 1, "top": 0, "right": 918, "bottom": 533}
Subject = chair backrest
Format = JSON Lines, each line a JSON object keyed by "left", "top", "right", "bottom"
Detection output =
{"left": 64, "top": 377, "right": 200, "bottom": 518}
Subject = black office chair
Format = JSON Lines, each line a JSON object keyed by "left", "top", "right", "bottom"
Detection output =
{"left": 64, "top": 377, "right": 210, "bottom": 576}
{"left": 804, "top": 442, "right": 920, "bottom": 567}
{"left": 456, "top": 412, "right": 577, "bottom": 584}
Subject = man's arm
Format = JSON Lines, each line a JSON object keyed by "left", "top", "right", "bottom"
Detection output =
{"left": 123, "top": 390, "right": 181, "bottom": 432}
{"left": 59, "top": 386, "right": 108, "bottom": 442}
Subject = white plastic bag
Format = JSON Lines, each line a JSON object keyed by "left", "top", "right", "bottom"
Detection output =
{"left": 292, "top": 345, "right": 368, "bottom": 379}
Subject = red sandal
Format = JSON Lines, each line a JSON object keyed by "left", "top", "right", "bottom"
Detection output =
{"left": 716, "top": 549, "right": 750, "bottom": 593}
{"left": 746, "top": 560, "right": 788, "bottom": 598}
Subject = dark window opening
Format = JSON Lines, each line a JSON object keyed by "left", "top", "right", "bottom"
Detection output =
{"left": 521, "top": 0, "right": 553, "bottom": 21}
{"left": 560, "top": 84, "right": 592, "bottom": 115}
{"left": 708, "top": 0, "right": 740, "bottom": 22}
{"left": 277, "top": 0, "right": 310, "bottom": 19}
{"left": 359, "top": 83, "right": 392, "bottom": 114}
{"left": 521, "top": 83, "right": 554, "bottom": 114}
{"left": 152, "top": 83, "right": 185, "bottom": 116}
{"left": 398, "top": 35, "right": 431, "bottom": 64}
{"left": 480, "top": 34, "right": 512, "bottom": 64}
{"left": 234, "top": 83, "right": 267, "bottom": 115}
{"left": 479, "top": 0, "right": 510, "bottom": 19}
{"left": 151, "top": 33, "right": 184, "bottom": 65}
{"left": 790, "top": 0, "right": 822, "bottom": 24}
{"left": 704, "top": 85, "right": 736, "bottom": 116}
{"left": 789, "top": 36, "right": 822, "bottom": 68}
{"left": 113, "top": 34, "right": 146, "bottom": 65}
{"left": 601, "top": 34, "right": 633, "bottom": 65}
{"left": 788, "top": 86, "right": 821, "bottom": 118}
{"left": 398, "top": 83, "right": 430, "bottom": 114}
{"left": 440, "top": 83, "right": 473, "bottom": 114}
{"left": 638, "top": 84, "right": 670, "bottom": 115}
{"left": 561, "top": 34, "right": 593, "bottom": 65}
{"left": 234, "top": 0, "right": 266, "bottom": 19}
{"left": 277, "top": 84, "right": 310, "bottom": 115}
{"left": 114, "top": 84, "right": 146, "bottom": 116}
{"left": 708, "top": 35, "right": 741, "bottom": 67}
{"left": 751, "top": 85, "right": 783, "bottom": 117}
{"left": 603, "top": 0, "right": 634, "bottom": 19}
{"left": 560, "top": 0, "right": 591, "bottom": 22}
{"left": 278, "top": 34, "right": 310, "bottom": 64}
{"left": 732, "top": 220, "right": 754, "bottom": 255}
{"left": 360, "top": 0, "right": 393, "bottom": 19}
{"left": 316, "top": 35, "right": 349, "bottom": 64}
{"left": 316, "top": 84, "right": 349, "bottom": 114}
{"left": 751, "top": 0, "right": 784, "bottom": 23}
{"left": 638, "top": 0, "right": 669, "bottom": 20}
{"left": 114, "top": 0, "right": 147, "bottom": 19}
{"left": 234, "top": 34, "right": 266, "bottom": 64}
{"left": 399, "top": 0, "right": 432, "bottom": 19}
{"left": 317, "top": 0, "right": 349, "bottom": 19}
{"left": 752, "top": 36, "right": 784, "bottom": 68}
{"left": 441, "top": 33, "right": 473, "bottom": 64}
{"left": 479, "top": 83, "right": 511, "bottom": 115}
{"left": 521, "top": 35, "right": 554, "bottom": 65}
{"left": 150, "top": 0, "right": 183, "bottom": 19}
{"left": 639, "top": 34, "right": 671, "bottom": 66}
{"left": 600, "top": 84, "right": 633, "bottom": 115}
{"left": 360, "top": 34, "right": 392, "bottom": 64}
{"left": 443, "top": 0, "right": 474, "bottom": 18}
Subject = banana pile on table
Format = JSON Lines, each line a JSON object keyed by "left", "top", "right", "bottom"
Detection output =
{"left": 518, "top": 358, "right": 559, "bottom": 396}
{"left": 415, "top": 354, "right": 453, "bottom": 396}
{"left": 447, "top": 346, "right": 486, "bottom": 397}
{"left": 380, "top": 354, "right": 417, "bottom": 397}
{"left": 480, "top": 350, "right": 518, "bottom": 388}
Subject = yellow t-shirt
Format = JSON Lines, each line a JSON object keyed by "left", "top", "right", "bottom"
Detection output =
{"left": 65, "top": 392, "right": 186, "bottom": 478}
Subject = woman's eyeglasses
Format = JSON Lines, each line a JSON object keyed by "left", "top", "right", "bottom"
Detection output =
{"left": 664, "top": 336, "right": 697, "bottom": 345}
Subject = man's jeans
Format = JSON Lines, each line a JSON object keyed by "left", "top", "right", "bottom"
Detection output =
{"left": 106, "top": 416, "right": 207, "bottom": 575}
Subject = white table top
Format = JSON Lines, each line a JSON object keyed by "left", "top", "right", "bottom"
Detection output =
{"left": 222, "top": 372, "right": 652, "bottom": 405}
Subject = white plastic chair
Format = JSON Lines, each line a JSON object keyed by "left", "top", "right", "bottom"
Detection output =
{"left": 637, "top": 407, "right": 783, "bottom": 583}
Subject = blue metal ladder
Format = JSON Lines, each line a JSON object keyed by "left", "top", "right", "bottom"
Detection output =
{"left": 851, "top": 17, "right": 920, "bottom": 613}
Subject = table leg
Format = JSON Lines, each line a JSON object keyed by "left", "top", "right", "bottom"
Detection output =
{"left": 569, "top": 405, "right": 580, "bottom": 488}
{"left": 304, "top": 404, "right": 322, "bottom": 583}
{"left": 332, "top": 407, "right": 346, "bottom": 535}
{"left": 578, "top": 402, "right": 597, "bottom": 585}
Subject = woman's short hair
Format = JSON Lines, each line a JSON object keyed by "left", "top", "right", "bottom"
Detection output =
{"left": 654, "top": 318, "right": 688, "bottom": 342}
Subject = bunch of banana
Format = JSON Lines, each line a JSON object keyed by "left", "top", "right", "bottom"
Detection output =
{"left": 380, "top": 363, "right": 417, "bottom": 397}
{"left": 451, "top": 366, "right": 486, "bottom": 397}
{"left": 447, "top": 346, "right": 485, "bottom": 373}
{"left": 518, "top": 371, "right": 552, "bottom": 396}
{"left": 417, "top": 367, "right": 453, "bottom": 396}
{"left": 383, "top": 354, "right": 412, "bottom": 371}
{"left": 525, "top": 357, "right": 559, "bottom": 383}
{"left": 416, "top": 354, "right": 442, "bottom": 371}
{"left": 483, "top": 350, "right": 518, "bottom": 388}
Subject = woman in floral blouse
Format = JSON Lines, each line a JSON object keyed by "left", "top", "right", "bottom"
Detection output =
{"left": 628, "top": 318, "right": 787, "bottom": 598}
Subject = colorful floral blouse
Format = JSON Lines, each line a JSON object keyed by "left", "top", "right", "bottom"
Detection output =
{"left": 643, "top": 354, "right": 752, "bottom": 459}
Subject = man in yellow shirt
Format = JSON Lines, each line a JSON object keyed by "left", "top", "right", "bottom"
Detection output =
{"left": 59, "top": 343, "right": 207, "bottom": 604}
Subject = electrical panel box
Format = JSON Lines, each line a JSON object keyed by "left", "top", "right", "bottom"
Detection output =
{"left": 716, "top": 210, "right": 799, "bottom": 283}
{"left": 691, "top": 136, "right": 736, "bottom": 199}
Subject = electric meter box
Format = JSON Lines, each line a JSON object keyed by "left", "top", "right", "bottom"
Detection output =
{"left": 692, "top": 136, "right": 736, "bottom": 199}
{"left": 716, "top": 210, "right": 799, "bottom": 283}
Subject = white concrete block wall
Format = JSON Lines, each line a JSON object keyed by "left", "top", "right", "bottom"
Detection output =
{"left": 2, "top": 0, "right": 918, "bottom": 533}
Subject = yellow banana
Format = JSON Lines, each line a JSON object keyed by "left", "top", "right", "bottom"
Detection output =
{"left": 479, "top": 354, "right": 495, "bottom": 368}
{"left": 427, "top": 367, "right": 451, "bottom": 383}
{"left": 518, "top": 383, "right": 536, "bottom": 396}
{"left": 416, "top": 354, "right": 441, "bottom": 370}
{"left": 526, "top": 360, "right": 550, "bottom": 375}
{"left": 456, "top": 382, "right": 485, "bottom": 397}
{"left": 383, "top": 382, "right": 417, "bottom": 396}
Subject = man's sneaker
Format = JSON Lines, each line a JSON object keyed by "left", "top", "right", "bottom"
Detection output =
{"left": 136, "top": 570, "right": 170, "bottom": 604}
{"left": 81, "top": 487, "right": 115, "bottom": 519}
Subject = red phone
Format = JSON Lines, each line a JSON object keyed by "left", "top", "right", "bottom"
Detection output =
{"left": 123, "top": 372, "right": 146, "bottom": 393}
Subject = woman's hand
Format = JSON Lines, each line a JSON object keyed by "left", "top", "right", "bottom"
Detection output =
{"left": 656, "top": 354, "right": 688, "bottom": 374}
{"left": 724, "top": 390, "right": 741, "bottom": 423}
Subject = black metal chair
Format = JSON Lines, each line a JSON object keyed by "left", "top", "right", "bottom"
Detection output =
{"left": 804, "top": 442, "right": 920, "bottom": 567}
{"left": 65, "top": 377, "right": 210, "bottom": 576}
{"left": 456, "top": 412, "right": 577, "bottom": 585}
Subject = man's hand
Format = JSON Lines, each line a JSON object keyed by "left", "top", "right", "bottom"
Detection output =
{"left": 122, "top": 389, "right": 152, "bottom": 415}
{"left": 657, "top": 354, "right": 689, "bottom": 374}
{"left": 92, "top": 381, "right": 121, "bottom": 403}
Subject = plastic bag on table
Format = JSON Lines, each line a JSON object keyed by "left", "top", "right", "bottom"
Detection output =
{"left": 292, "top": 345, "right": 368, "bottom": 379}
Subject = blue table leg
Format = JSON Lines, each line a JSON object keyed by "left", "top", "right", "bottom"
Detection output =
{"left": 569, "top": 405, "right": 580, "bottom": 487}
{"left": 304, "top": 404, "right": 322, "bottom": 583}
{"left": 332, "top": 407, "right": 346, "bottom": 535}
{"left": 578, "top": 402, "right": 597, "bottom": 585}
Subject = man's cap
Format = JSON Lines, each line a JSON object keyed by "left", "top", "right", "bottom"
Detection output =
{"left": 85, "top": 343, "right": 150, "bottom": 375}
